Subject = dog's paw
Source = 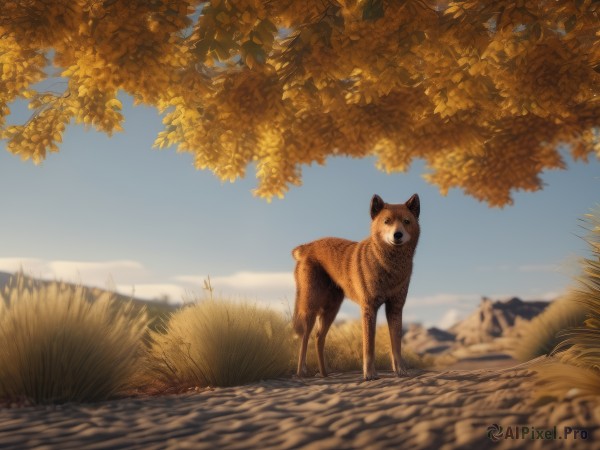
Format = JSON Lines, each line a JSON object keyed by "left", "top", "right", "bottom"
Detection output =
{"left": 394, "top": 368, "right": 409, "bottom": 378}
{"left": 363, "top": 371, "right": 380, "bottom": 381}
{"left": 295, "top": 368, "right": 309, "bottom": 378}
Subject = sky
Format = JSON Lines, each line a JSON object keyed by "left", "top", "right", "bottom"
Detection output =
{"left": 1, "top": 94, "right": 599, "bottom": 329}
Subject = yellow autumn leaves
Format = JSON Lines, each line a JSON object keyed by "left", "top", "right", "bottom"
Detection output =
{"left": 1, "top": 0, "right": 599, "bottom": 205}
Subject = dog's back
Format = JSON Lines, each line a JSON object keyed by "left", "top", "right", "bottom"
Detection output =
{"left": 292, "top": 238, "right": 353, "bottom": 335}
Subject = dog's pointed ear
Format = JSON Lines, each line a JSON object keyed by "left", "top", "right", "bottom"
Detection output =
{"left": 370, "top": 194, "right": 385, "bottom": 219}
{"left": 406, "top": 193, "right": 420, "bottom": 219}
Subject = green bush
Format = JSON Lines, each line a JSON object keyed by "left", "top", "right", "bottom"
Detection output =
{"left": 0, "top": 273, "right": 148, "bottom": 404}
{"left": 535, "top": 208, "right": 600, "bottom": 397}
{"left": 147, "top": 299, "right": 294, "bottom": 388}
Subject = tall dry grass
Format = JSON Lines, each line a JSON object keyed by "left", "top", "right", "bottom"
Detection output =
{"left": 304, "top": 320, "right": 433, "bottom": 373}
{"left": 0, "top": 273, "right": 148, "bottom": 404}
{"left": 514, "top": 295, "right": 587, "bottom": 362}
{"left": 146, "top": 299, "right": 294, "bottom": 388}
{"left": 534, "top": 208, "right": 600, "bottom": 397}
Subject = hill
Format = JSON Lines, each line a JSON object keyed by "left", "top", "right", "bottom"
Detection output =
{"left": 402, "top": 296, "right": 552, "bottom": 367}
{"left": 449, "top": 296, "right": 550, "bottom": 345}
{"left": 0, "top": 271, "right": 178, "bottom": 329}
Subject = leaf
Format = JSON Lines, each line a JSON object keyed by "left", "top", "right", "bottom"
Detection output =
{"left": 362, "top": 0, "right": 384, "bottom": 21}
{"left": 241, "top": 41, "right": 266, "bottom": 67}
{"left": 106, "top": 98, "right": 122, "bottom": 110}
{"left": 564, "top": 15, "right": 577, "bottom": 34}
{"left": 1, "top": 0, "right": 597, "bottom": 206}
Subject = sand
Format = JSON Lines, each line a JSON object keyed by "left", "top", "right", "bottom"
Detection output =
{"left": 1, "top": 362, "right": 598, "bottom": 450}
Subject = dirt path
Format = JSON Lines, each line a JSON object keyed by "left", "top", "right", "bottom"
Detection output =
{"left": 0, "top": 363, "right": 598, "bottom": 449}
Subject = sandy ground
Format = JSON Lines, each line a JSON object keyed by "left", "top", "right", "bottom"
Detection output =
{"left": 1, "top": 362, "right": 598, "bottom": 450}
{"left": 446, "top": 353, "right": 518, "bottom": 371}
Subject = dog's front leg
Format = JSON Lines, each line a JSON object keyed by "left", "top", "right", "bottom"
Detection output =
{"left": 386, "top": 300, "right": 409, "bottom": 377}
{"left": 361, "top": 304, "right": 379, "bottom": 381}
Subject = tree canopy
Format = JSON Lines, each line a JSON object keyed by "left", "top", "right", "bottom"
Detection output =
{"left": 1, "top": 0, "right": 599, "bottom": 206}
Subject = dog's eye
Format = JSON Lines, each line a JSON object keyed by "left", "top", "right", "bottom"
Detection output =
{"left": 403, "top": 218, "right": 410, "bottom": 225}
{"left": 384, "top": 218, "right": 392, "bottom": 225}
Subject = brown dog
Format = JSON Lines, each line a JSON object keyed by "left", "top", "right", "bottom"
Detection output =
{"left": 292, "top": 194, "right": 420, "bottom": 381}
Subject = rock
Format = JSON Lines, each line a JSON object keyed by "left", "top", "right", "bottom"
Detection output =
{"left": 450, "top": 297, "right": 550, "bottom": 346}
{"left": 403, "top": 324, "right": 457, "bottom": 354}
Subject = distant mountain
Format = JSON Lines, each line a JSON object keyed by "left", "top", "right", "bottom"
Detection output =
{"left": 402, "top": 296, "right": 552, "bottom": 355}
{"left": 0, "top": 271, "right": 12, "bottom": 289}
{"left": 402, "top": 324, "right": 456, "bottom": 354}
{"left": 449, "top": 297, "right": 550, "bottom": 345}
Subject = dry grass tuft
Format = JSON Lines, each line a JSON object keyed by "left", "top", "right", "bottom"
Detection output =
{"left": 534, "top": 208, "right": 600, "bottom": 398}
{"left": 146, "top": 299, "right": 294, "bottom": 388}
{"left": 304, "top": 320, "right": 434, "bottom": 374}
{"left": 514, "top": 295, "right": 587, "bottom": 362}
{"left": 0, "top": 273, "right": 148, "bottom": 404}
{"left": 533, "top": 359, "right": 600, "bottom": 398}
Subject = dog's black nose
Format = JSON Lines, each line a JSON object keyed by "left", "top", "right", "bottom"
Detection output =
{"left": 393, "top": 231, "right": 403, "bottom": 240}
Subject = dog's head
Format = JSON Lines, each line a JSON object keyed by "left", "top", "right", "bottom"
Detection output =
{"left": 370, "top": 194, "right": 420, "bottom": 247}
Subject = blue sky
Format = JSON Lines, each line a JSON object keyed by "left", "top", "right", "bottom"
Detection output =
{"left": 1, "top": 94, "right": 598, "bottom": 328}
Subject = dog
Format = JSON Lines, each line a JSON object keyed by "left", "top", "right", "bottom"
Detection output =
{"left": 292, "top": 194, "right": 420, "bottom": 381}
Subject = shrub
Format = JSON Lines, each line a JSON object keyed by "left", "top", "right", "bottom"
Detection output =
{"left": 0, "top": 273, "right": 148, "bottom": 404}
{"left": 304, "top": 320, "right": 433, "bottom": 374}
{"left": 533, "top": 361, "right": 600, "bottom": 398}
{"left": 514, "top": 295, "right": 587, "bottom": 362}
{"left": 534, "top": 208, "right": 600, "bottom": 397}
{"left": 147, "top": 299, "right": 294, "bottom": 388}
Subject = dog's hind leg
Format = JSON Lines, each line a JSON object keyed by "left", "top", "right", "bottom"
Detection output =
{"left": 315, "top": 287, "right": 343, "bottom": 377}
{"left": 296, "top": 313, "right": 315, "bottom": 377}
{"left": 293, "top": 259, "right": 320, "bottom": 377}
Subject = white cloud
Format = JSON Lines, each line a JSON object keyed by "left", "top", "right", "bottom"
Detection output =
{"left": 0, "top": 257, "right": 150, "bottom": 291}
{"left": 180, "top": 275, "right": 488, "bottom": 326}
{"left": 0, "top": 257, "right": 147, "bottom": 288}
{"left": 175, "top": 271, "right": 295, "bottom": 290}
{"left": 0, "top": 261, "right": 298, "bottom": 305}
{"left": 523, "top": 290, "right": 562, "bottom": 301}
{"left": 214, "top": 271, "right": 295, "bottom": 289}
{"left": 116, "top": 283, "right": 190, "bottom": 303}
{"left": 173, "top": 271, "right": 296, "bottom": 305}
{"left": 48, "top": 260, "right": 145, "bottom": 286}
{"left": 436, "top": 308, "right": 465, "bottom": 329}
{"left": 0, "top": 257, "right": 50, "bottom": 276}
{"left": 404, "top": 293, "right": 484, "bottom": 328}
{"left": 3, "top": 259, "right": 542, "bottom": 327}
{"left": 406, "top": 293, "right": 481, "bottom": 306}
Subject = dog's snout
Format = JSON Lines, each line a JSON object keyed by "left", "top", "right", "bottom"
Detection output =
{"left": 393, "top": 231, "right": 403, "bottom": 240}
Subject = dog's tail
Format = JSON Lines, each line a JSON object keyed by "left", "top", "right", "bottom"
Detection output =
{"left": 291, "top": 244, "right": 307, "bottom": 261}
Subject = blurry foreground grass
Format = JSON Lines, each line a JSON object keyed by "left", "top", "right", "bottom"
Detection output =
{"left": 0, "top": 273, "right": 148, "bottom": 404}
{"left": 514, "top": 295, "right": 587, "bottom": 362}
{"left": 534, "top": 208, "right": 600, "bottom": 398}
